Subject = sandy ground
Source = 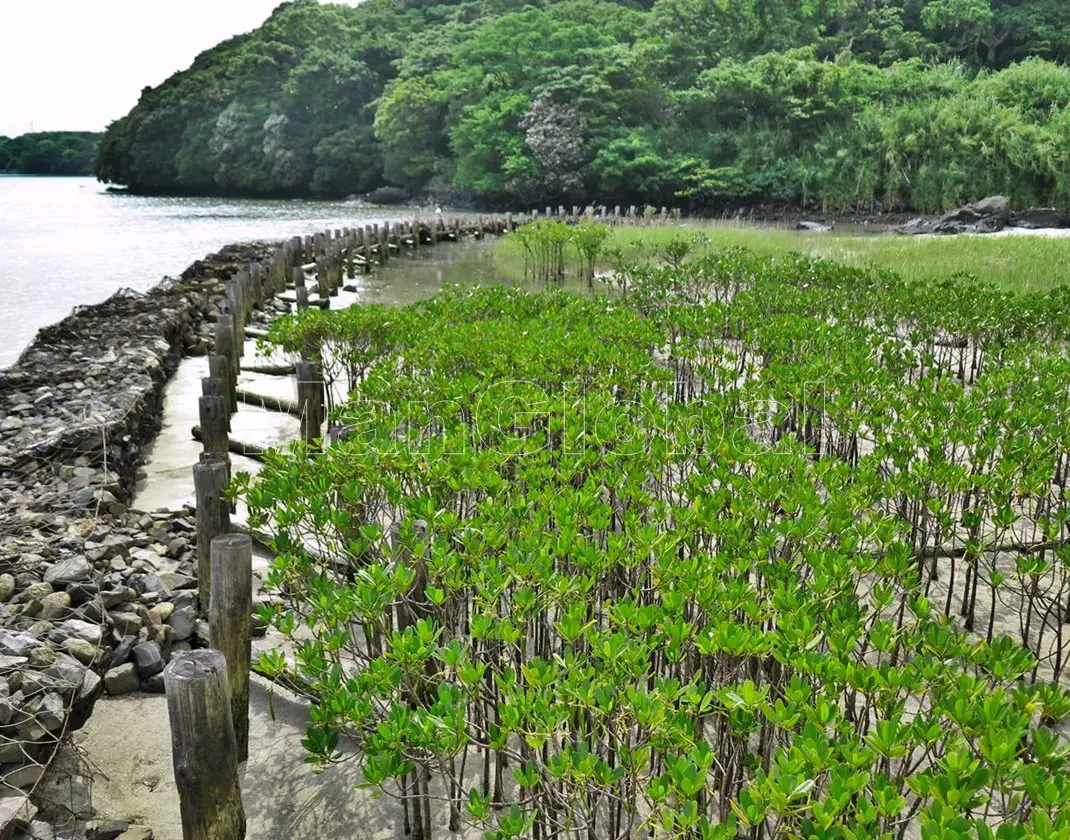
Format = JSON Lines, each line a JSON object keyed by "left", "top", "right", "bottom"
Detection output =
{"left": 71, "top": 676, "right": 433, "bottom": 840}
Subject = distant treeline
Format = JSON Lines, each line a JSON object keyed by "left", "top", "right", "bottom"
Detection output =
{"left": 94, "top": 0, "right": 1070, "bottom": 213}
{"left": 0, "top": 132, "right": 101, "bottom": 176}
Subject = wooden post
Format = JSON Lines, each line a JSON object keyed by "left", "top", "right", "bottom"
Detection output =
{"left": 296, "top": 360, "right": 323, "bottom": 446}
{"left": 214, "top": 316, "right": 238, "bottom": 400}
{"left": 412, "top": 218, "right": 420, "bottom": 251}
{"left": 165, "top": 650, "right": 246, "bottom": 840}
{"left": 193, "top": 458, "right": 231, "bottom": 618}
{"left": 316, "top": 258, "right": 330, "bottom": 303}
{"left": 363, "top": 226, "right": 373, "bottom": 264}
{"left": 296, "top": 284, "right": 309, "bottom": 311}
{"left": 208, "top": 354, "right": 235, "bottom": 417}
{"left": 290, "top": 266, "right": 303, "bottom": 291}
{"left": 209, "top": 534, "right": 252, "bottom": 762}
{"left": 198, "top": 395, "right": 229, "bottom": 456}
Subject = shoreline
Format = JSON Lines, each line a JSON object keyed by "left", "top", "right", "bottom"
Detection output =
{"left": 0, "top": 214, "right": 510, "bottom": 837}
{"left": 0, "top": 239, "right": 279, "bottom": 834}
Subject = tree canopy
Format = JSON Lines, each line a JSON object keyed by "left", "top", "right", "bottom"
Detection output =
{"left": 94, "top": 0, "right": 1070, "bottom": 212}
{"left": 1, "top": 132, "right": 101, "bottom": 176}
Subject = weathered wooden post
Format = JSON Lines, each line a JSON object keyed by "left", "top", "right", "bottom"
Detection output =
{"left": 165, "top": 650, "right": 246, "bottom": 840}
{"left": 378, "top": 223, "right": 388, "bottom": 265}
{"left": 295, "top": 283, "right": 309, "bottom": 311}
{"left": 198, "top": 395, "right": 229, "bottom": 456}
{"left": 412, "top": 218, "right": 420, "bottom": 251}
{"left": 316, "top": 258, "right": 330, "bottom": 303}
{"left": 208, "top": 354, "right": 235, "bottom": 417}
{"left": 226, "top": 279, "right": 245, "bottom": 354}
{"left": 209, "top": 534, "right": 252, "bottom": 762}
{"left": 214, "top": 315, "right": 238, "bottom": 404}
{"left": 193, "top": 458, "right": 230, "bottom": 617}
{"left": 295, "top": 360, "right": 323, "bottom": 446}
{"left": 363, "top": 225, "right": 373, "bottom": 264}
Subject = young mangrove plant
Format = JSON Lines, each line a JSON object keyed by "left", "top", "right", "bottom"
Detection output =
{"left": 242, "top": 252, "right": 1070, "bottom": 840}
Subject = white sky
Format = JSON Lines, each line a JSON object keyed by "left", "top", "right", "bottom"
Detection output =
{"left": 0, "top": 0, "right": 357, "bottom": 138}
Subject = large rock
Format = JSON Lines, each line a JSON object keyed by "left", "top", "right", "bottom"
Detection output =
{"left": 43, "top": 557, "right": 91, "bottom": 587}
{"left": 899, "top": 195, "right": 1011, "bottom": 235}
{"left": 166, "top": 607, "right": 196, "bottom": 641}
{"left": 0, "top": 794, "right": 36, "bottom": 836}
{"left": 131, "top": 642, "right": 163, "bottom": 679}
{"left": 103, "top": 664, "right": 139, "bottom": 696}
{"left": 1009, "top": 207, "right": 1068, "bottom": 229}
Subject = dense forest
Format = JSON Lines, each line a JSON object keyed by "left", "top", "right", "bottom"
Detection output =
{"left": 95, "top": 0, "right": 1070, "bottom": 212}
{"left": 1, "top": 132, "right": 101, "bottom": 175}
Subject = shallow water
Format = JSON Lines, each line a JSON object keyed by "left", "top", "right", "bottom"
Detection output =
{"left": 0, "top": 176, "right": 455, "bottom": 368}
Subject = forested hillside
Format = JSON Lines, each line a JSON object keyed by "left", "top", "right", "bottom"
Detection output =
{"left": 1, "top": 132, "right": 100, "bottom": 175}
{"left": 95, "top": 0, "right": 1070, "bottom": 212}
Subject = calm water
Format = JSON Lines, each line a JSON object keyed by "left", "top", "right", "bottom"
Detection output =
{"left": 0, "top": 176, "right": 451, "bottom": 368}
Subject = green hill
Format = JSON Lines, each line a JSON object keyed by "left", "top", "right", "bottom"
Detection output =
{"left": 1, "top": 132, "right": 101, "bottom": 176}
{"left": 94, "top": 0, "right": 1070, "bottom": 212}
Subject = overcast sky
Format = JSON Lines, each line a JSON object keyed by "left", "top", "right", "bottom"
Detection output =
{"left": 0, "top": 1, "right": 357, "bottom": 137}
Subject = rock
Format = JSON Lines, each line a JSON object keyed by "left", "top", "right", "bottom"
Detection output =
{"left": 0, "top": 685, "right": 14, "bottom": 726}
{"left": 36, "top": 593, "right": 70, "bottom": 622}
{"left": 0, "top": 635, "right": 35, "bottom": 658}
{"left": 1009, "top": 207, "right": 1068, "bottom": 229}
{"left": 141, "top": 673, "right": 165, "bottom": 694}
{"left": 108, "top": 612, "right": 142, "bottom": 636}
{"left": 0, "top": 657, "right": 27, "bottom": 674}
{"left": 33, "top": 692, "right": 66, "bottom": 731}
{"left": 796, "top": 220, "right": 832, "bottom": 232}
{"left": 0, "top": 743, "right": 23, "bottom": 766}
{"left": 0, "top": 577, "right": 14, "bottom": 604}
{"left": 58, "top": 620, "right": 102, "bottom": 646}
{"left": 935, "top": 195, "right": 1007, "bottom": 234}
{"left": 22, "top": 819, "right": 56, "bottom": 839}
{"left": 166, "top": 607, "right": 196, "bottom": 641}
{"left": 61, "top": 638, "right": 100, "bottom": 666}
{"left": 103, "top": 664, "right": 139, "bottom": 696}
{"left": 116, "top": 828, "right": 153, "bottom": 840}
{"left": 165, "top": 537, "right": 189, "bottom": 558}
{"left": 896, "top": 217, "right": 935, "bottom": 235}
{"left": 86, "top": 820, "right": 128, "bottom": 840}
{"left": 0, "top": 762, "right": 44, "bottom": 791}
{"left": 111, "top": 635, "right": 137, "bottom": 668}
{"left": 43, "top": 557, "right": 91, "bottom": 586}
{"left": 970, "top": 195, "right": 1007, "bottom": 217}
{"left": 45, "top": 654, "right": 87, "bottom": 692}
{"left": 0, "top": 794, "right": 36, "bottom": 835}
{"left": 14, "top": 584, "right": 52, "bottom": 605}
{"left": 131, "top": 643, "right": 163, "bottom": 679}
{"left": 0, "top": 417, "right": 23, "bottom": 432}
{"left": 148, "top": 602, "right": 173, "bottom": 624}
{"left": 26, "top": 646, "right": 55, "bottom": 668}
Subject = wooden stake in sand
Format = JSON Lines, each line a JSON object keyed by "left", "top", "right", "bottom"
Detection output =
{"left": 209, "top": 533, "right": 253, "bottom": 761}
{"left": 165, "top": 649, "right": 247, "bottom": 840}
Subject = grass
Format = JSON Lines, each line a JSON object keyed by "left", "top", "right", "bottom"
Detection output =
{"left": 495, "top": 221, "right": 1070, "bottom": 295}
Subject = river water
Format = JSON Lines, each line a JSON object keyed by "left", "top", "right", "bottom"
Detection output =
{"left": 0, "top": 175, "right": 460, "bottom": 368}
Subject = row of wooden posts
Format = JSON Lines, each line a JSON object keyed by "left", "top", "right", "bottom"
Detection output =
{"left": 171, "top": 215, "right": 520, "bottom": 839}
{"left": 166, "top": 207, "right": 682, "bottom": 838}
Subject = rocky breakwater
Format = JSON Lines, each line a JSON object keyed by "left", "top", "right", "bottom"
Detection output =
{"left": 0, "top": 243, "right": 275, "bottom": 838}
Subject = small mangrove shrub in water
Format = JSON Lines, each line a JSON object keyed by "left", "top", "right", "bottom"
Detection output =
{"left": 242, "top": 251, "right": 1070, "bottom": 839}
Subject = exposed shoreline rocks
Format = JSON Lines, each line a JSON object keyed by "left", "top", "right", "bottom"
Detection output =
{"left": 897, "top": 195, "right": 1069, "bottom": 235}
{"left": 0, "top": 242, "right": 277, "bottom": 839}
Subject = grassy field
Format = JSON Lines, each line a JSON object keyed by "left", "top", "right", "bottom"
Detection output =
{"left": 497, "top": 222, "right": 1070, "bottom": 294}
